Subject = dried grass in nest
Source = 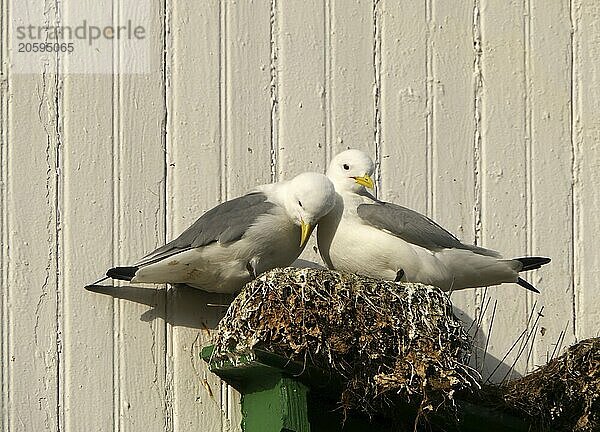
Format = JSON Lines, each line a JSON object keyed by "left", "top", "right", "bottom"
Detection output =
{"left": 212, "top": 267, "right": 480, "bottom": 419}
{"left": 499, "top": 337, "right": 600, "bottom": 431}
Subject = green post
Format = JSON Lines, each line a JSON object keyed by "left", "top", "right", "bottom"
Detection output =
{"left": 243, "top": 374, "right": 310, "bottom": 432}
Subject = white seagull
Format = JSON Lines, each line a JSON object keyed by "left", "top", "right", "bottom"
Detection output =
{"left": 317, "top": 149, "right": 550, "bottom": 293}
{"left": 87, "top": 172, "right": 336, "bottom": 293}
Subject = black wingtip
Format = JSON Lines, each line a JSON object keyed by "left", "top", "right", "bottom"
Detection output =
{"left": 515, "top": 256, "right": 551, "bottom": 272}
{"left": 517, "top": 277, "right": 540, "bottom": 294}
{"left": 85, "top": 283, "right": 105, "bottom": 292}
{"left": 84, "top": 275, "right": 110, "bottom": 291}
{"left": 106, "top": 266, "right": 138, "bottom": 282}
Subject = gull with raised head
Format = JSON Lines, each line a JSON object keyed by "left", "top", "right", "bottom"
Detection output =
{"left": 317, "top": 149, "right": 550, "bottom": 292}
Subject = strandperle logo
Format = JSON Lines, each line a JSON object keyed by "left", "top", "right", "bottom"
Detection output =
{"left": 16, "top": 20, "right": 146, "bottom": 46}
{"left": 11, "top": 0, "right": 153, "bottom": 74}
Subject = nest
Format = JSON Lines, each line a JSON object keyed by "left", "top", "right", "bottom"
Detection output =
{"left": 499, "top": 337, "right": 600, "bottom": 431}
{"left": 211, "top": 267, "right": 479, "bottom": 419}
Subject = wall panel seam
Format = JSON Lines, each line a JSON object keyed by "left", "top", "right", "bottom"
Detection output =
{"left": 0, "top": 0, "right": 9, "bottom": 428}
{"left": 219, "top": 0, "right": 227, "bottom": 200}
{"left": 373, "top": 0, "right": 382, "bottom": 194}
{"left": 569, "top": 0, "right": 581, "bottom": 341}
{"left": 162, "top": 0, "right": 174, "bottom": 429}
{"left": 523, "top": 0, "right": 535, "bottom": 371}
{"left": 472, "top": 0, "right": 485, "bottom": 367}
{"left": 472, "top": 0, "right": 483, "bottom": 248}
{"left": 324, "top": 0, "right": 331, "bottom": 166}
{"left": 52, "top": 35, "right": 65, "bottom": 432}
{"left": 270, "top": 0, "right": 280, "bottom": 182}
{"left": 111, "top": 0, "right": 122, "bottom": 425}
{"left": 425, "top": 0, "right": 433, "bottom": 217}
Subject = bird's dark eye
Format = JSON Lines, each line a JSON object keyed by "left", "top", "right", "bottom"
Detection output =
{"left": 343, "top": 164, "right": 350, "bottom": 170}
{"left": 298, "top": 200, "right": 303, "bottom": 207}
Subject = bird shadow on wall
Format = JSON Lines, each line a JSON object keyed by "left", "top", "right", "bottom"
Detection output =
{"left": 86, "top": 283, "right": 234, "bottom": 330}
{"left": 85, "top": 259, "right": 325, "bottom": 330}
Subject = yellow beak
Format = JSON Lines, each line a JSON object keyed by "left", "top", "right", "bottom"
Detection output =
{"left": 353, "top": 174, "right": 375, "bottom": 189}
{"left": 300, "top": 220, "right": 313, "bottom": 247}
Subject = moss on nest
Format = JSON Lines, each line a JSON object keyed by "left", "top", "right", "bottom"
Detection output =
{"left": 498, "top": 337, "right": 600, "bottom": 431}
{"left": 211, "top": 267, "right": 479, "bottom": 420}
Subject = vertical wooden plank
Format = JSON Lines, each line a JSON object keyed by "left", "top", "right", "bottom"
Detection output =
{"left": 115, "top": 0, "right": 168, "bottom": 430}
{"left": 168, "top": 1, "right": 222, "bottom": 429}
{"left": 429, "top": 1, "right": 476, "bottom": 249}
{"left": 168, "top": 1, "right": 243, "bottom": 431}
{"left": 277, "top": 0, "right": 327, "bottom": 177}
{"left": 428, "top": 0, "right": 480, "bottom": 369}
{"left": 573, "top": 0, "right": 600, "bottom": 340}
{"left": 221, "top": 0, "right": 271, "bottom": 428}
{"left": 0, "top": 0, "right": 8, "bottom": 427}
{"left": 322, "top": 0, "right": 376, "bottom": 266}
{"left": 225, "top": 0, "right": 272, "bottom": 195}
{"left": 4, "top": 2, "right": 61, "bottom": 430}
{"left": 479, "top": 0, "right": 530, "bottom": 380}
{"left": 1, "top": 0, "right": 6, "bottom": 424}
{"left": 379, "top": 0, "right": 428, "bottom": 212}
{"left": 5, "top": 81, "right": 61, "bottom": 431}
{"left": 59, "top": 1, "right": 116, "bottom": 430}
{"left": 528, "top": 0, "right": 575, "bottom": 365}
{"left": 324, "top": 0, "right": 375, "bottom": 286}
{"left": 328, "top": 0, "right": 374, "bottom": 158}
{"left": 276, "top": 0, "right": 327, "bottom": 266}
{"left": 62, "top": 70, "right": 116, "bottom": 430}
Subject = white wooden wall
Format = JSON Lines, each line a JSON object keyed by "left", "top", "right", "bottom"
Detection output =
{"left": 1, "top": 0, "right": 600, "bottom": 430}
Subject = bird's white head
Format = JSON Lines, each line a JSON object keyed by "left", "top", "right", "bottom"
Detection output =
{"left": 284, "top": 172, "right": 336, "bottom": 247}
{"left": 327, "top": 149, "right": 375, "bottom": 193}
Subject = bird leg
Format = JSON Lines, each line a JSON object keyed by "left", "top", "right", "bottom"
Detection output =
{"left": 394, "top": 269, "right": 405, "bottom": 282}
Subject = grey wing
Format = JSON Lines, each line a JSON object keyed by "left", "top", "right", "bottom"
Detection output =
{"left": 136, "top": 192, "right": 277, "bottom": 266}
{"left": 356, "top": 201, "right": 500, "bottom": 257}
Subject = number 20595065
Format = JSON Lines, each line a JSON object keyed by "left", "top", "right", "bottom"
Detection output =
{"left": 17, "top": 42, "right": 75, "bottom": 53}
